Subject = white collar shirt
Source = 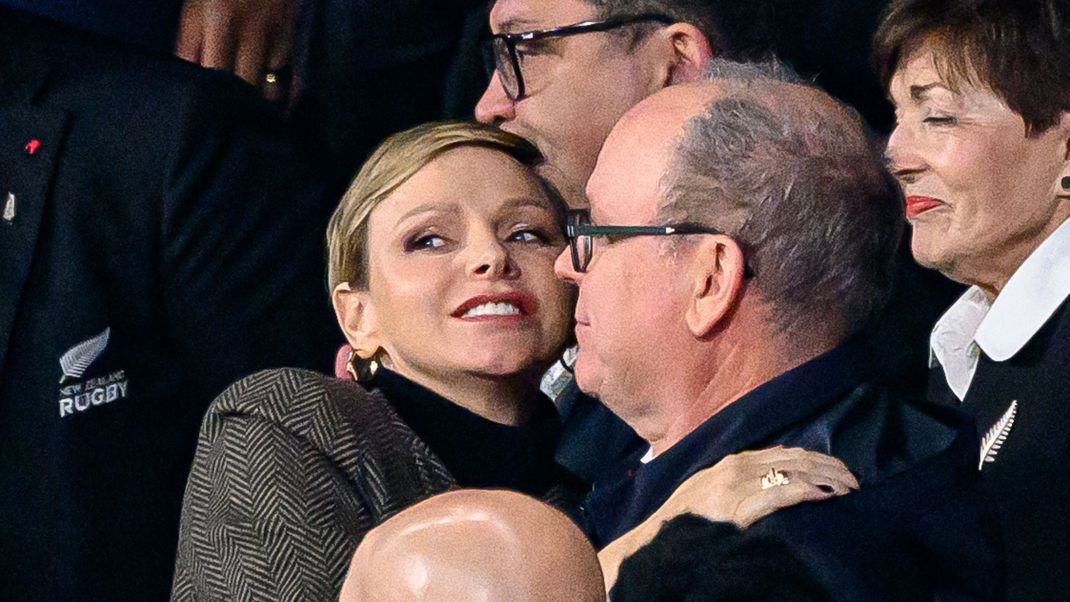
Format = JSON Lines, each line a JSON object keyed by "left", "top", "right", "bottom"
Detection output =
{"left": 930, "top": 217, "right": 1070, "bottom": 400}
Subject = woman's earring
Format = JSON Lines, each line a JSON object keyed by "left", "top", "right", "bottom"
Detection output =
{"left": 346, "top": 349, "right": 380, "bottom": 382}
{"left": 345, "top": 349, "right": 359, "bottom": 381}
{"left": 1062, "top": 176, "right": 1070, "bottom": 190}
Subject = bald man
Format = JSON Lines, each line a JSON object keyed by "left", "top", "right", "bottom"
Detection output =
{"left": 340, "top": 489, "right": 605, "bottom": 602}
{"left": 553, "top": 59, "right": 1002, "bottom": 599}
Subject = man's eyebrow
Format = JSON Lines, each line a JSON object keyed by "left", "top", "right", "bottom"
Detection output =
{"left": 495, "top": 17, "right": 541, "bottom": 33}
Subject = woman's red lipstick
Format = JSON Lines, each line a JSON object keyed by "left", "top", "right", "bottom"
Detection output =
{"left": 905, "top": 195, "right": 944, "bottom": 219}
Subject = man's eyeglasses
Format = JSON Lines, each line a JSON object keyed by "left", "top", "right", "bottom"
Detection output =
{"left": 565, "top": 209, "right": 742, "bottom": 273}
{"left": 482, "top": 13, "right": 674, "bottom": 101}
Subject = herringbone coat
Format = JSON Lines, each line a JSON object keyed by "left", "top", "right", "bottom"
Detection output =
{"left": 172, "top": 368, "right": 455, "bottom": 601}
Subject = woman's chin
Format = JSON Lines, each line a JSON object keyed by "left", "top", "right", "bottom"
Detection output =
{"left": 458, "top": 349, "right": 557, "bottom": 380}
{"left": 910, "top": 232, "right": 952, "bottom": 273}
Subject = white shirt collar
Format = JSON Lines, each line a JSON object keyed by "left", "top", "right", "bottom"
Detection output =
{"left": 639, "top": 447, "right": 655, "bottom": 464}
{"left": 930, "top": 288, "right": 990, "bottom": 400}
{"left": 976, "top": 217, "right": 1070, "bottom": 360}
{"left": 930, "top": 217, "right": 1070, "bottom": 399}
{"left": 539, "top": 346, "right": 578, "bottom": 408}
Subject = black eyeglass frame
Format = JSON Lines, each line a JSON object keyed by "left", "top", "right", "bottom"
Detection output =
{"left": 484, "top": 13, "right": 675, "bottom": 100}
{"left": 565, "top": 209, "right": 741, "bottom": 273}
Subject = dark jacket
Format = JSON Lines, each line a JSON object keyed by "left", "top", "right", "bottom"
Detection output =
{"left": 929, "top": 300, "right": 1070, "bottom": 601}
{"left": 612, "top": 515, "right": 833, "bottom": 602}
{"left": 293, "top": 0, "right": 490, "bottom": 191}
{"left": 586, "top": 343, "right": 1004, "bottom": 601}
{"left": 0, "top": 10, "right": 337, "bottom": 600}
{"left": 173, "top": 368, "right": 455, "bottom": 601}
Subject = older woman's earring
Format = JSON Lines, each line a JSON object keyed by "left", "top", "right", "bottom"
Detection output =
{"left": 1058, "top": 176, "right": 1070, "bottom": 199}
{"left": 346, "top": 349, "right": 380, "bottom": 382}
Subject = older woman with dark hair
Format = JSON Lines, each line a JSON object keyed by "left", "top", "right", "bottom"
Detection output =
{"left": 876, "top": 1, "right": 1070, "bottom": 598}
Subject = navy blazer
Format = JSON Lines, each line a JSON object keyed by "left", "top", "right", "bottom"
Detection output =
{"left": 586, "top": 343, "right": 1004, "bottom": 601}
{"left": 0, "top": 10, "right": 337, "bottom": 600}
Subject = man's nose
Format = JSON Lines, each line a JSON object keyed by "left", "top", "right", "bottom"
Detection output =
{"left": 475, "top": 72, "right": 516, "bottom": 124}
{"left": 554, "top": 246, "right": 582, "bottom": 285}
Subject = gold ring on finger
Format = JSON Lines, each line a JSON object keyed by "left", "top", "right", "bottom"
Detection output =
{"left": 262, "top": 66, "right": 291, "bottom": 86}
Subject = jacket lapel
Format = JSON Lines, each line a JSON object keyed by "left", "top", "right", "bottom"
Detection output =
{"left": 0, "top": 48, "right": 69, "bottom": 384}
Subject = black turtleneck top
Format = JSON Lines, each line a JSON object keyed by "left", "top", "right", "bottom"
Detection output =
{"left": 366, "top": 368, "right": 565, "bottom": 497}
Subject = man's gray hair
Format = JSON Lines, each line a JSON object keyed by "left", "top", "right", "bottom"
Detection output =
{"left": 661, "top": 58, "right": 903, "bottom": 339}
{"left": 700, "top": 58, "right": 802, "bottom": 85}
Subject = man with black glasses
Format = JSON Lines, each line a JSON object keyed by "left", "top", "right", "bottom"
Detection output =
{"left": 475, "top": 0, "right": 773, "bottom": 209}
{"left": 475, "top": 0, "right": 962, "bottom": 485}
{"left": 554, "top": 59, "right": 1002, "bottom": 600}
{"left": 475, "top": 0, "right": 781, "bottom": 481}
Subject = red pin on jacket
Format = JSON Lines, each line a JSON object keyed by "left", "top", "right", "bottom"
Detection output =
{"left": 24, "top": 139, "right": 40, "bottom": 155}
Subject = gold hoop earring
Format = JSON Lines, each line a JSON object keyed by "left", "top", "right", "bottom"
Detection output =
{"left": 345, "top": 349, "right": 358, "bottom": 380}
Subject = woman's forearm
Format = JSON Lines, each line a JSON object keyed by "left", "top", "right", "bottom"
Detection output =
{"left": 597, "top": 505, "right": 674, "bottom": 592}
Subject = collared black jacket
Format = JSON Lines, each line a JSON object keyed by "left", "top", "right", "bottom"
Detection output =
{"left": 587, "top": 343, "right": 1005, "bottom": 601}
{"left": 929, "top": 300, "right": 1070, "bottom": 601}
{"left": 0, "top": 10, "right": 337, "bottom": 600}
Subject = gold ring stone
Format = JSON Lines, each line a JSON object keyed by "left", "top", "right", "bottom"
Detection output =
{"left": 761, "top": 468, "right": 791, "bottom": 490}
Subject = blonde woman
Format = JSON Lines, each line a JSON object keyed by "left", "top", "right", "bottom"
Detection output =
{"left": 172, "top": 122, "right": 855, "bottom": 600}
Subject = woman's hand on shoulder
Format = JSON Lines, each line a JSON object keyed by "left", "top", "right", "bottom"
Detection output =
{"left": 598, "top": 447, "right": 857, "bottom": 591}
{"left": 662, "top": 446, "right": 858, "bottom": 528}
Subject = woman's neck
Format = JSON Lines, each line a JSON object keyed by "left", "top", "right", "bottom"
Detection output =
{"left": 381, "top": 361, "right": 543, "bottom": 426}
{"left": 973, "top": 209, "right": 1070, "bottom": 301}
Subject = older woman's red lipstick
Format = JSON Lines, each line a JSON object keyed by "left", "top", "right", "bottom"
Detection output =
{"left": 905, "top": 196, "right": 944, "bottom": 219}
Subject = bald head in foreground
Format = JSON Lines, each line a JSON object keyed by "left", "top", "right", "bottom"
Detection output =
{"left": 339, "top": 489, "right": 605, "bottom": 602}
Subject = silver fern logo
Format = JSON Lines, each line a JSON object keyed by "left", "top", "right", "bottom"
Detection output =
{"left": 978, "top": 400, "right": 1017, "bottom": 470}
{"left": 58, "top": 327, "right": 110, "bottom": 384}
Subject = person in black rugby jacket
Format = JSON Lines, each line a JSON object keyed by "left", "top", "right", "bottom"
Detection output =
{"left": 0, "top": 8, "right": 337, "bottom": 600}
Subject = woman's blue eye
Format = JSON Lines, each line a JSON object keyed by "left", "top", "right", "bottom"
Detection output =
{"left": 409, "top": 234, "right": 446, "bottom": 250}
{"left": 508, "top": 229, "right": 546, "bottom": 243}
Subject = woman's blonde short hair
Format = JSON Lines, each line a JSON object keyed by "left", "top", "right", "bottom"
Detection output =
{"left": 326, "top": 121, "right": 562, "bottom": 290}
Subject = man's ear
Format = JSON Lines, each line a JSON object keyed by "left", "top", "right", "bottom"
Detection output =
{"left": 331, "top": 283, "right": 382, "bottom": 359}
{"left": 1052, "top": 112, "right": 1070, "bottom": 198}
{"left": 684, "top": 236, "right": 746, "bottom": 337}
{"left": 664, "top": 22, "right": 714, "bottom": 85}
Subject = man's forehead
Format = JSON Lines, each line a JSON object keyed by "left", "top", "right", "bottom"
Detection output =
{"left": 489, "top": 0, "right": 596, "bottom": 33}
{"left": 587, "top": 85, "right": 727, "bottom": 222}
{"left": 586, "top": 128, "right": 671, "bottom": 223}
{"left": 598, "top": 83, "right": 733, "bottom": 168}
